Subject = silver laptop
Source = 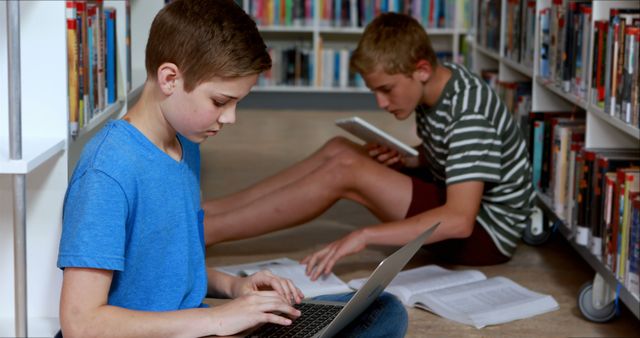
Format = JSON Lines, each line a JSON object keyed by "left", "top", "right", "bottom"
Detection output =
{"left": 248, "top": 222, "right": 440, "bottom": 338}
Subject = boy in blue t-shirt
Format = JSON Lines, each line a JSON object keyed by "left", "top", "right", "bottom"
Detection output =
{"left": 57, "top": 1, "right": 407, "bottom": 337}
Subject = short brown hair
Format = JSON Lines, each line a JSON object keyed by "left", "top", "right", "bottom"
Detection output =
{"left": 350, "top": 13, "right": 437, "bottom": 76}
{"left": 145, "top": 0, "right": 271, "bottom": 92}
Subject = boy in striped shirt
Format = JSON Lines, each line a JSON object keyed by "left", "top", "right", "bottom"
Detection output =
{"left": 204, "top": 13, "right": 535, "bottom": 279}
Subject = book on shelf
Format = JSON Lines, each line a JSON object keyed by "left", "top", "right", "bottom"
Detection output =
{"left": 549, "top": 120, "right": 584, "bottom": 217}
{"left": 540, "top": 1, "right": 593, "bottom": 98}
{"left": 348, "top": 265, "right": 559, "bottom": 329}
{"left": 617, "top": 170, "right": 640, "bottom": 285}
{"left": 246, "top": 0, "right": 462, "bottom": 29}
{"left": 591, "top": 20, "right": 608, "bottom": 107}
{"left": 66, "top": 2, "right": 79, "bottom": 137}
{"left": 603, "top": 8, "right": 640, "bottom": 123}
{"left": 527, "top": 111, "right": 585, "bottom": 197}
{"left": 66, "top": 0, "right": 127, "bottom": 137}
{"left": 628, "top": 197, "right": 640, "bottom": 299}
{"left": 589, "top": 152, "right": 640, "bottom": 258}
{"left": 215, "top": 257, "right": 352, "bottom": 298}
{"left": 477, "top": 0, "right": 501, "bottom": 52}
{"left": 539, "top": 7, "right": 550, "bottom": 78}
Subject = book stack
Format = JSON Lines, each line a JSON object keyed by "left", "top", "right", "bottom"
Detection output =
{"left": 503, "top": 0, "right": 536, "bottom": 69}
{"left": 539, "top": 1, "right": 593, "bottom": 99}
{"left": 477, "top": 0, "right": 501, "bottom": 52}
{"left": 246, "top": 0, "right": 460, "bottom": 29}
{"left": 66, "top": 0, "right": 129, "bottom": 137}
{"left": 527, "top": 111, "right": 640, "bottom": 298}
{"left": 260, "top": 43, "right": 315, "bottom": 87}
{"left": 592, "top": 9, "right": 640, "bottom": 128}
{"left": 248, "top": 0, "right": 315, "bottom": 27}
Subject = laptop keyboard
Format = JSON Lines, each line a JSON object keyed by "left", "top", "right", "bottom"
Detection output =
{"left": 249, "top": 302, "right": 343, "bottom": 338}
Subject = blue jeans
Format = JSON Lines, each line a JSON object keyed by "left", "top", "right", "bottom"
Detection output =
{"left": 313, "top": 291, "right": 408, "bottom": 338}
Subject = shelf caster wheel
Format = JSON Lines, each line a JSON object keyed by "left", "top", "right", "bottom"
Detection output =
{"left": 523, "top": 206, "right": 551, "bottom": 246}
{"left": 578, "top": 282, "right": 617, "bottom": 323}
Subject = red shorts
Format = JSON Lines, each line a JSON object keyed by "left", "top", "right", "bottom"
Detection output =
{"left": 406, "top": 176, "right": 510, "bottom": 266}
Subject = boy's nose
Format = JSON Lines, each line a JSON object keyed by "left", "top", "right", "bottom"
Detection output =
{"left": 219, "top": 107, "right": 236, "bottom": 124}
{"left": 375, "top": 93, "right": 389, "bottom": 110}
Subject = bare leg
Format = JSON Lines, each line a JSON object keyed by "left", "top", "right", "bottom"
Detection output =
{"left": 204, "top": 137, "right": 413, "bottom": 245}
{"left": 203, "top": 137, "right": 365, "bottom": 215}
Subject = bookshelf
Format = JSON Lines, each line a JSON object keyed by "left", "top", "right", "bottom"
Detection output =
{"left": 0, "top": 1, "right": 160, "bottom": 336}
{"left": 468, "top": 0, "right": 640, "bottom": 322}
{"left": 239, "top": 0, "right": 473, "bottom": 93}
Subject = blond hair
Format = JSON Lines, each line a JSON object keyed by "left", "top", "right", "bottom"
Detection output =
{"left": 351, "top": 13, "right": 437, "bottom": 76}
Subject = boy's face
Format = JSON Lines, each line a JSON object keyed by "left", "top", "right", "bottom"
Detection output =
{"left": 362, "top": 68, "right": 424, "bottom": 120}
{"left": 163, "top": 74, "right": 258, "bottom": 143}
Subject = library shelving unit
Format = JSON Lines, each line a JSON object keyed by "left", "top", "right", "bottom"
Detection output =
{"left": 239, "top": 0, "right": 473, "bottom": 94}
{"left": 0, "top": 1, "right": 161, "bottom": 336}
{"left": 468, "top": 0, "right": 640, "bottom": 323}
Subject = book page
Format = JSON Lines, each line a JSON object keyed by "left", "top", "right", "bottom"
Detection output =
{"left": 412, "top": 277, "right": 559, "bottom": 328}
{"left": 216, "top": 257, "right": 298, "bottom": 276}
{"left": 348, "top": 265, "right": 486, "bottom": 305}
{"left": 216, "top": 258, "right": 352, "bottom": 298}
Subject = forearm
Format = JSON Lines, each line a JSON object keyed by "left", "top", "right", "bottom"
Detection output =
{"left": 61, "top": 305, "right": 215, "bottom": 338}
{"left": 207, "top": 268, "right": 239, "bottom": 298}
{"left": 361, "top": 204, "right": 476, "bottom": 247}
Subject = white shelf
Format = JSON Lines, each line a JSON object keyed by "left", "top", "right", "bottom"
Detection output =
{"left": 501, "top": 57, "right": 533, "bottom": 78}
{"left": 317, "top": 26, "right": 460, "bottom": 35}
{"left": 253, "top": 85, "right": 370, "bottom": 93}
{"left": 0, "top": 138, "right": 65, "bottom": 174}
{"left": 259, "top": 25, "right": 314, "bottom": 33}
{"left": 475, "top": 44, "right": 501, "bottom": 61}
{"left": 536, "top": 76, "right": 588, "bottom": 110}
{"left": 536, "top": 194, "right": 640, "bottom": 319}
{"left": 588, "top": 104, "right": 640, "bottom": 140}
{"left": 75, "top": 100, "right": 125, "bottom": 139}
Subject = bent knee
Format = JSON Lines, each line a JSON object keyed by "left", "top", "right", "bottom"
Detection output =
{"left": 321, "top": 136, "right": 364, "bottom": 158}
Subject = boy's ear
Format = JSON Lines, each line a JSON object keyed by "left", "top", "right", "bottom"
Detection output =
{"left": 157, "top": 62, "right": 181, "bottom": 95}
{"left": 414, "top": 60, "right": 433, "bottom": 83}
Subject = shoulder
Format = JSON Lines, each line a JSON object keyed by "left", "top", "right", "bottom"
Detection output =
{"left": 72, "top": 121, "right": 148, "bottom": 185}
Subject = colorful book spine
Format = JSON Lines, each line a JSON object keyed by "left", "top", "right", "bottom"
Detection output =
{"left": 105, "top": 7, "right": 117, "bottom": 104}
{"left": 628, "top": 198, "right": 640, "bottom": 298}
{"left": 66, "top": 1, "right": 79, "bottom": 137}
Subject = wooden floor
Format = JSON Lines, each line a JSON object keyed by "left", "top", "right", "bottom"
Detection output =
{"left": 202, "top": 109, "right": 640, "bottom": 337}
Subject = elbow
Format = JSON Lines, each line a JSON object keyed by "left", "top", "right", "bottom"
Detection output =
{"left": 60, "top": 310, "right": 101, "bottom": 338}
{"left": 452, "top": 215, "right": 477, "bottom": 239}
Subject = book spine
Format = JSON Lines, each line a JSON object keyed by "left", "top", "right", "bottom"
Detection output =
{"left": 621, "top": 27, "right": 638, "bottom": 124}
{"left": 578, "top": 5, "right": 592, "bottom": 97}
{"left": 628, "top": 198, "right": 640, "bottom": 298}
{"left": 603, "top": 173, "right": 616, "bottom": 268}
{"left": 66, "top": 1, "right": 79, "bottom": 137}
{"left": 105, "top": 7, "right": 116, "bottom": 104}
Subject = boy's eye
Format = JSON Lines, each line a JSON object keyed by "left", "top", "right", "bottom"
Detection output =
{"left": 212, "top": 99, "right": 227, "bottom": 107}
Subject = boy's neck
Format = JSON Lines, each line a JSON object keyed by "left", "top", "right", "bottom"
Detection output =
{"left": 421, "top": 64, "right": 452, "bottom": 108}
{"left": 122, "top": 83, "right": 182, "bottom": 160}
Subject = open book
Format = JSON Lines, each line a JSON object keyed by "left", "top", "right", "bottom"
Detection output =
{"left": 216, "top": 257, "right": 352, "bottom": 298}
{"left": 348, "top": 265, "right": 559, "bottom": 329}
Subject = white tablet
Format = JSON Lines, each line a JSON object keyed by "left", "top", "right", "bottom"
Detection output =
{"left": 335, "top": 116, "right": 419, "bottom": 157}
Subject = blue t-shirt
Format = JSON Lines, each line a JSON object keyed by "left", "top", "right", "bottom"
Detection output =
{"left": 57, "top": 120, "right": 207, "bottom": 311}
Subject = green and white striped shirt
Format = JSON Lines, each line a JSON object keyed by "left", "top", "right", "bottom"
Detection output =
{"left": 415, "top": 63, "right": 535, "bottom": 257}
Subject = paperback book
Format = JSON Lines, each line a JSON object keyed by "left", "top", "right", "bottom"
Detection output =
{"left": 348, "top": 265, "right": 559, "bottom": 329}
{"left": 216, "top": 257, "right": 352, "bottom": 298}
